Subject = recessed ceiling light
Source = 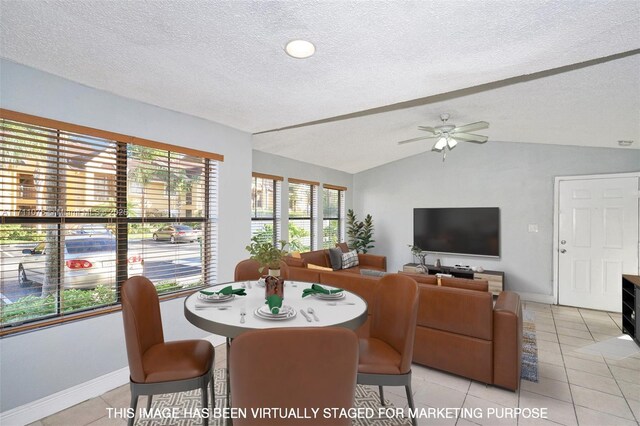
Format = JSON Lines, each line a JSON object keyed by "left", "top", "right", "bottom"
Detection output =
{"left": 285, "top": 40, "right": 315, "bottom": 59}
{"left": 618, "top": 140, "right": 633, "bottom": 146}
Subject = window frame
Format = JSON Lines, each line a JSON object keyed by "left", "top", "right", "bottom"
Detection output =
{"left": 288, "top": 178, "right": 319, "bottom": 252}
{"left": 322, "top": 184, "right": 347, "bottom": 249}
{"left": 250, "top": 172, "right": 283, "bottom": 246}
{"left": 0, "top": 109, "right": 223, "bottom": 336}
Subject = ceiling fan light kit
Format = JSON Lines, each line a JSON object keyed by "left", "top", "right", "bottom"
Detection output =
{"left": 398, "top": 113, "right": 490, "bottom": 161}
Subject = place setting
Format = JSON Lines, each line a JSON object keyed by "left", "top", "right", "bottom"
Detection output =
{"left": 195, "top": 285, "right": 247, "bottom": 310}
{"left": 302, "top": 283, "right": 345, "bottom": 300}
{"left": 253, "top": 294, "right": 297, "bottom": 321}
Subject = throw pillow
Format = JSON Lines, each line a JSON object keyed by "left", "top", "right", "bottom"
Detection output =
{"left": 341, "top": 250, "right": 359, "bottom": 269}
{"left": 291, "top": 251, "right": 301, "bottom": 258}
{"left": 328, "top": 247, "right": 343, "bottom": 271}
{"left": 336, "top": 242, "right": 350, "bottom": 253}
{"left": 307, "top": 263, "right": 333, "bottom": 272}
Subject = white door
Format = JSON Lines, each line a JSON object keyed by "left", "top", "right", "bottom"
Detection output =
{"left": 558, "top": 177, "right": 639, "bottom": 312}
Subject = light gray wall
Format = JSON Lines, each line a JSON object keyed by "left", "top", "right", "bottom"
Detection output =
{"left": 0, "top": 60, "right": 252, "bottom": 412}
{"left": 353, "top": 141, "right": 640, "bottom": 298}
{"left": 252, "top": 150, "right": 353, "bottom": 249}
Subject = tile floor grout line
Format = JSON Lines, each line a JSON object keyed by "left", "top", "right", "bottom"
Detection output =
{"left": 551, "top": 306, "right": 580, "bottom": 426}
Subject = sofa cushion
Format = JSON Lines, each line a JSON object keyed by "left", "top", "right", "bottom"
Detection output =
{"left": 342, "top": 250, "right": 359, "bottom": 269}
{"left": 300, "top": 250, "right": 330, "bottom": 268}
{"left": 328, "top": 247, "right": 343, "bottom": 270}
{"left": 417, "top": 285, "right": 493, "bottom": 340}
{"left": 283, "top": 256, "right": 306, "bottom": 268}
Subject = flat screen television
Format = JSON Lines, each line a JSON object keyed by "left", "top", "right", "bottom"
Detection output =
{"left": 413, "top": 207, "right": 500, "bottom": 257}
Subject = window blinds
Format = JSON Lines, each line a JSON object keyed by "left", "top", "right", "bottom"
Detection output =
{"left": 0, "top": 111, "right": 220, "bottom": 332}
{"left": 251, "top": 173, "right": 282, "bottom": 246}
{"left": 288, "top": 179, "right": 318, "bottom": 252}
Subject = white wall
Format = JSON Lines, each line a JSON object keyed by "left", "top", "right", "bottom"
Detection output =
{"left": 252, "top": 150, "right": 353, "bottom": 249}
{"left": 0, "top": 60, "right": 252, "bottom": 412}
{"left": 353, "top": 141, "right": 640, "bottom": 300}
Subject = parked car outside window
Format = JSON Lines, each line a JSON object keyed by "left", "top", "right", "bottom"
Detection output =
{"left": 152, "top": 225, "right": 197, "bottom": 243}
{"left": 18, "top": 235, "right": 143, "bottom": 289}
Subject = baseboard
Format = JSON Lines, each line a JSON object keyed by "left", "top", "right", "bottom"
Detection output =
{"left": 518, "top": 292, "right": 556, "bottom": 304}
{"left": 0, "top": 334, "right": 225, "bottom": 425}
{"left": 0, "top": 366, "right": 130, "bottom": 426}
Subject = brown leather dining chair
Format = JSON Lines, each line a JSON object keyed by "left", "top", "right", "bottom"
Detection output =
{"left": 357, "top": 273, "right": 419, "bottom": 426}
{"left": 121, "top": 276, "right": 215, "bottom": 426}
{"left": 230, "top": 327, "right": 359, "bottom": 425}
{"left": 234, "top": 258, "right": 289, "bottom": 280}
{"left": 234, "top": 258, "right": 262, "bottom": 281}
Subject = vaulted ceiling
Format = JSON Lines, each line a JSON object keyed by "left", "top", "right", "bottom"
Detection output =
{"left": 1, "top": 0, "right": 638, "bottom": 173}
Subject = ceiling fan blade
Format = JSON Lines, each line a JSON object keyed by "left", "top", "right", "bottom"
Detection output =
{"left": 397, "top": 135, "right": 438, "bottom": 145}
{"left": 417, "top": 126, "right": 437, "bottom": 134}
{"left": 452, "top": 132, "right": 488, "bottom": 143}
{"left": 452, "top": 121, "right": 489, "bottom": 133}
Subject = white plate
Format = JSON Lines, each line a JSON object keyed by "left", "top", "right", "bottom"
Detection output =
{"left": 254, "top": 305, "right": 296, "bottom": 320}
{"left": 197, "top": 293, "right": 234, "bottom": 303}
{"left": 257, "top": 304, "right": 291, "bottom": 317}
{"left": 255, "top": 278, "right": 265, "bottom": 287}
{"left": 312, "top": 292, "right": 345, "bottom": 300}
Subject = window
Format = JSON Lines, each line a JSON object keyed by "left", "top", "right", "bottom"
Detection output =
{"left": 17, "top": 173, "right": 35, "bottom": 199}
{"left": 288, "top": 178, "right": 318, "bottom": 252}
{"left": 251, "top": 173, "right": 282, "bottom": 245}
{"left": 93, "top": 173, "right": 114, "bottom": 202}
{"left": 0, "top": 110, "right": 222, "bottom": 333}
{"left": 322, "top": 184, "right": 346, "bottom": 249}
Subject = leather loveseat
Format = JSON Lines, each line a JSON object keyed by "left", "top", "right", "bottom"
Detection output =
{"left": 280, "top": 253, "right": 522, "bottom": 391}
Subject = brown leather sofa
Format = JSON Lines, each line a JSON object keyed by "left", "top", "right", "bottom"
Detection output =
{"left": 281, "top": 257, "right": 523, "bottom": 391}
{"left": 293, "top": 248, "right": 387, "bottom": 274}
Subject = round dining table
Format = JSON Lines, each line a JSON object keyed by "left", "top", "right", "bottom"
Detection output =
{"left": 184, "top": 279, "right": 368, "bottom": 423}
{"left": 184, "top": 279, "right": 368, "bottom": 338}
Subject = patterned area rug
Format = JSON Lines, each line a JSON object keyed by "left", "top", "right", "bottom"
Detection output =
{"left": 134, "top": 314, "right": 539, "bottom": 425}
{"left": 521, "top": 310, "right": 539, "bottom": 382}
{"left": 136, "top": 368, "right": 411, "bottom": 425}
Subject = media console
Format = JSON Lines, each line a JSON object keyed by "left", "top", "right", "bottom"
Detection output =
{"left": 403, "top": 263, "right": 504, "bottom": 296}
{"left": 622, "top": 274, "right": 640, "bottom": 346}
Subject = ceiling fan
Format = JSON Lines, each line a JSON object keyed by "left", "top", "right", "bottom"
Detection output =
{"left": 398, "top": 113, "right": 489, "bottom": 160}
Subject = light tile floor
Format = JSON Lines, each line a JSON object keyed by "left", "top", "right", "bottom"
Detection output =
{"left": 30, "top": 302, "right": 640, "bottom": 425}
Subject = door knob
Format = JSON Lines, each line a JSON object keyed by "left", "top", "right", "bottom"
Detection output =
{"left": 560, "top": 249, "right": 567, "bottom": 253}
{"left": 560, "top": 240, "right": 566, "bottom": 245}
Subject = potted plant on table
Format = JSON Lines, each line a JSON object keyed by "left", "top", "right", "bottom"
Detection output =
{"left": 246, "top": 236, "right": 289, "bottom": 299}
{"left": 245, "top": 236, "right": 288, "bottom": 276}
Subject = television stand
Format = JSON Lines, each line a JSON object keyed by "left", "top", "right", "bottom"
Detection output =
{"left": 403, "top": 263, "right": 504, "bottom": 296}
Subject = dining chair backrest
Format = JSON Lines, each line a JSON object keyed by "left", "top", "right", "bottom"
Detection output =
{"left": 235, "top": 258, "right": 290, "bottom": 280}
{"left": 230, "top": 327, "right": 359, "bottom": 425}
{"left": 370, "top": 274, "right": 419, "bottom": 375}
{"left": 234, "top": 259, "right": 262, "bottom": 281}
{"left": 121, "top": 276, "right": 165, "bottom": 383}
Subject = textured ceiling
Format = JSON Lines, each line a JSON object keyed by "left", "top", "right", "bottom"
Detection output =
{"left": 1, "top": 0, "right": 639, "bottom": 173}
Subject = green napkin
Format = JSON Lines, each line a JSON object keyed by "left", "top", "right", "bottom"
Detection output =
{"left": 200, "top": 286, "right": 246, "bottom": 297}
{"left": 266, "top": 294, "right": 283, "bottom": 314}
{"left": 302, "top": 283, "right": 343, "bottom": 298}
